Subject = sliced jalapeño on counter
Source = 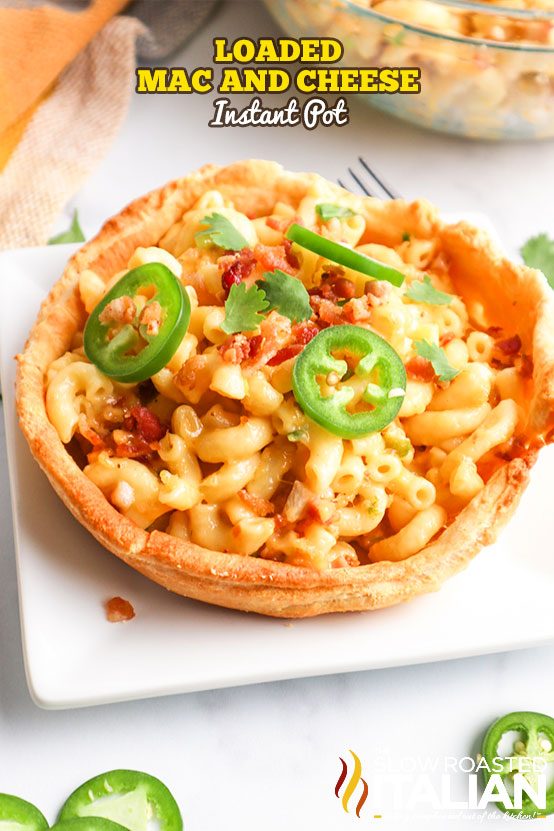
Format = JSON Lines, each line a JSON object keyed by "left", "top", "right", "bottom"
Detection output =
{"left": 0, "top": 794, "right": 48, "bottom": 831}
{"left": 286, "top": 223, "right": 405, "bottom": 287}
{"left": 84, "top": 263, "right": 190, "bottom": 384}
{"left": 58, "top": 769, "right": 183, "bottom": 831}
{"left": 292, "top": 324, "right": 406, "bottom": 438}
{"left": 51, "top": 819, "right": 130, "bottom": 831}
{"left": 481, "top": 711, "right": 554, "bottom": 818}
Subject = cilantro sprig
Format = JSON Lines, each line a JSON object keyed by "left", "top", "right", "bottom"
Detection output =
{"left": 195, "top": 213, "right": 249, "bottom": 251}
{"left": 47, "top": 210, "right": 85, "bottom": 245}
{"left": 414, "top": 340, "right": 459, "bottom": 382}
{"left": 256, "top": 269, "right": 312, "bottom": 324}
{"left": 221, "top": 283, "right": 269, "bottom": 334}
{"left": 406, "top": 275, "right": 453, "bottom": 306}
{"left": 316, "top": 203, "right": 356, "bottom": 222}
{"left": 521, "top": 233, "right": 554, "bottom": 289}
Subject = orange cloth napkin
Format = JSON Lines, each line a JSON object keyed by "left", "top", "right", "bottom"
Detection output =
{"left": 0, "top": 3, "right": 143, "bottom": 248}
{"left": 0, "top": 0, "right": 129, "bottom": 138}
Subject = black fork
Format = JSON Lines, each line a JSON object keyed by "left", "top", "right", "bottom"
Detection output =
{"left": 338, "top": 157, "right": 401, "bottom": 200}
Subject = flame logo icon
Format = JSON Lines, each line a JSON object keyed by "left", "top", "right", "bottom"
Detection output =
{"left": 335, "top": 750, "right": 369, "bottom": 818}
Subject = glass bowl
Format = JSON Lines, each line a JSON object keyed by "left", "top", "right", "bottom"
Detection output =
{"left": 263, "top": 0, "right": 554, "bottom": 140}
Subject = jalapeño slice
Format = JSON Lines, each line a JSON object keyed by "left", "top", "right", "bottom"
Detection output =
{"left": 286, "top": 224, "right": 405, "bottom": 287}
{"left": 481, "top": 711, "right": 554, "bottom": 818}
{"left": 292, "top": 324, "right": 406, "bottom": 438}
{"left": 0, "top": 794, "right": 48, "bottom": 831}
{"left": 84, "top": 263, "right": 190, "bottom": 384}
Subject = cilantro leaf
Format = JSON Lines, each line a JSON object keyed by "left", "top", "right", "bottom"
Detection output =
{"left": 521, "top": 233, "right": 554, "bottom": 289}
{"left": 316, "top": 203, "right": 356, "bottom": 222}
{"left": 402, "top": 231, "right": 411, "bottom": 242}
{"left": 48, "top": 210, "right": 85, "bottom": 245}
{"left": 256, "top": 269, "right": 312, "bottom": 323}
{"left": 406, "top": 275, "right": 453, "bottom": 306}
{"left": 222, "top": 282, "right": 269, "bottom": 334}
{"left": 195, "top": 213, "right": 248, "bottom": 251}
{"left": 414, "top": 340, "right": 460, "bottom": 382}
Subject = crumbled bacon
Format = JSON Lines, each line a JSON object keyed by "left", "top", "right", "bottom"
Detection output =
{"left": 114, "top": 434, "right": 154, "bottom": 460}
{"left": 310, "top": 296, "right": 343, "bottom": 326}
{"left": 267, "top": 344, "right": 303, "bottom": 366}
{"left": 406, "top": 356, "right": 435, "bottom": 382}
{"left": 496, "top": 335, "right": 522, "bottom": 356}
{"left": 283, "top": 237, "right": 299, "bottom": 269}
{"left": 292, "top": 320, "right": 318, "bottom": 345}
{"left": 333, "top": 277, "right": 356, "bottom": 299}
{"left": 364, "top": 280, "right": 392, "bottom": 303}
{"left": 440, "top": 332, "right": 456, "bottom": 347}
{"left": 266, "top": 216, "right": 288, "bottom": 233}
{"left": 105, "top": 596, "right": 135, "bottom": 623}
{"left": 220, "top": 249, "right": 256, "bottom": 296}
{"left": 99, "top": 295, "right": 136, "bottom": 325}
{"left": 249, "top": 311, "right": 292, "bottom": 367}
{"left": 219, "top": 333, "right": 263, "bottom": 364}
{"left": 238, "top": 489, "right": 275, "bottom": 517}
{"left": 123, "top": 405, "right": 166, "bottom": 443}
{"left": 342, "top": 296, "right": 372, "bottom": 324}
{"left": 253, "top": 244, "right": 296, "bottom": 276}
{"left": 487, "top": 326, "right": 503, "bottom": 338}
{"left": 139, "top": 301, "right": 163, "bottom": 337}
{"left": 516, "top": 354, "right": 533, "bottom": 378}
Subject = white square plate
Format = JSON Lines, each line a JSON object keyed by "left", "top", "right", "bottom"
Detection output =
{"left": 2, "top": 227, "right": 554, "bottom": 710}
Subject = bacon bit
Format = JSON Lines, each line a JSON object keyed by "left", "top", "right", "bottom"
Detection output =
{"left": 219, "top": 334, "right": 250, "bottom": 364}
{"left": 238, "top": 489, "right": 275, "bottom": 517}
{"left": 219, "top": 333, "right": 264, "bottom": 364}
{"left": 487, "top": 326, "right": 503, "bottom": 338}
{"left": 175, "top": 354, "right": 210, "bottom": 394}
{"left": 334, "top": 277, "right": 356, "bottom": 299}
{"left": 105, "top": 596, "right": 135, "bottom": 623}
{"left": 266, "top": 216, "right": 288, "bottom": 232}
{"left": 342, "top": 296, "right": 371, "bottom": 324}
{"left": 139, "top": 301, "right": 163, "bottom": 337}
{"left": 496, "top": 335, "right": 522, "bottom": 356}
{"left": 114, "top": 435, "right": 154, "bottom": 460}
{"left": 253, "top": 244, "right": 296, "bottom": 276}
{"left": 267, "top": 344, "right": 303, "bottom": 366}
{"left": 247, "top": 334, "right": 264, "bottom": 360}
{"left": 99, "top": 295, "right": 136, "bottom": 325}
{"left": 249, "top": 311, "right": 292, "bottom": 367}
{"left": 80, "top": 425, "right": 106, "bottom": 449}
{"left": 292, "top": 320, "right": 318, "bottom": 345}
{"left": 283, "top": 238, "right": 299, "bottom": 269}
{"left": 220, "top": 249, "right": 256, "bottom": 296}
{"left": 440, "top": 332, "right": 456, "bottom": 347}
{"left": 516, "top": 354, "right": 534, "bottom": 378}
{"left": 124, "top": 405, "right": 166, "bottom": 442}
{"left": 406, "top": 356, "right": 435, "bottom": 382}
{"left": 364, "top": 280, "right": 392, "bottom": 304}
{"left": 310, "top": 296, "right": 343, "bottom": 326}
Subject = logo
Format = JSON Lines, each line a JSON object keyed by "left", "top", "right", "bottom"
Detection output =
{"left": 335, "top": 750, "right": 369, "bottom": 818}
{"left": 333, "top": 750, "right": 548, "bottom": 821}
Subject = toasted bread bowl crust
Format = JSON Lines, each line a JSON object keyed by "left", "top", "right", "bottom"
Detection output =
{"left": 16, "top": 160, "right": 554, "bottom": 617}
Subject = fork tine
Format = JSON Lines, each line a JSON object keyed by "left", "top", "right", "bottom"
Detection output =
{"left": 348, "top": 167, "right": 375, "bottom": 197}
{"left": 359, "top": 157, "right": 400, "bottom": 200}
{"left": 337, "top": 178, "right": 348, "bottom": 190}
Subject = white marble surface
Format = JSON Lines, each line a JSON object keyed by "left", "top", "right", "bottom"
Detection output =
{"left": 2, "top": 1, "right": 554, "bottom": 828}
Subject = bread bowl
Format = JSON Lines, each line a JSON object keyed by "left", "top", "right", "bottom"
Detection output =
{"left": 16, "top": 160, "right": 554, "bottom": 617}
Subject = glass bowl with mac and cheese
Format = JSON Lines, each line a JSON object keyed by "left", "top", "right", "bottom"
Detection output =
{"left": 263, "top": 0, "right": 554, "bottom": 140}
{"left": 16, "top": 161, "right": 554, "bottom": 617}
